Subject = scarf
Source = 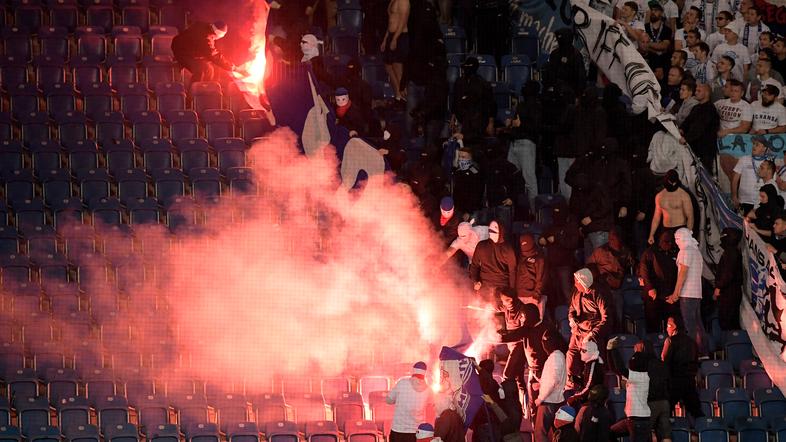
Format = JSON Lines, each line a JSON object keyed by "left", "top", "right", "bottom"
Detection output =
{"left": 336, "top": 99, "right": 352, "bottom": 118}
{"left": 743, "top": 21, "right": 763, "bottom": 48}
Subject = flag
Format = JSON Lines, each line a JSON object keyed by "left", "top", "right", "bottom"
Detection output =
{"left": 438, "top": 346, "right": 484, "bottom": 428}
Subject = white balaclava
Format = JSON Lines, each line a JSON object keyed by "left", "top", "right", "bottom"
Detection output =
{"left": 489, "top": 221, "right": 501, "bottom": 243}
{"left": 674, "top": 228, "right": 699, "bottom": 250}
{"left": 580, "top": 340, "right": 600, "bottom": 363}
{"left": 301, "top": 34, "right": 321, "bottom": 62}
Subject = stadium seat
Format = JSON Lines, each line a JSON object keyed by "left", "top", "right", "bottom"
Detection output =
{"left": 0, "top": 427, "right": 21, "bottom": 442}
{"left": 112, "top": 26, "right": 143, "bottom": 60}
{"left": 121, "top": 6, "right": 149, "bottom": 33}
{"left": 164, "top": 196, "right": 196, "bottom": 230}
{"left": 129, "top": 111, "right": 163, "bottom": 143}
{"left": 754, "top": 387, "right": 786, "bottom": 416}
{"left": 701, "top": 360, "right": 735, "bottom": 392}
{"left": 136, "top": 396, "right": 170, "bottom": 432}
{"left": 156, "top": 0, "right": 187, "bottom": 30}
{"left": 30, "top": 140, "right": 63, "bottom": 173}
{"left": 446, "top": 54, "right": 463, "bottom": 91}
{"left": 344, "top": 421, "right": 380, "bottom": 442}
{"left": 253, "top": 394, "right": 290, "bottom": 427}
{"left": 45, "top": 368, "right": 79, "bottom": 404}
{"left": 109, "top": 56, "right": 140, "bottom": 88}
{"left": 333, "top": 392, "right": 364, "bottom": 432}
{"left": 501, "top": 55, "right": 532, "bottom": 97}
{"left": 43, "top": 281, "right": 81, "bottom": 313}
{"left": 7, "top": 368, "right": 40, "bottom": 403}
{"left": 71, "top": 56, "right": 104, "bottom": 92}
{"left": 156, "top": 82, "right": 187, "bottom": 113}
{"left": 96, "top": 395, "right": 131, "bottom": 432}
{"left": 9, "top": 83, "right": 40, "bottom": 118}
{"left": 724, "top": 330, "right": 754, "bottom": 373}
{"left": 82, "top": 82, "right": 114, "bottom": 119}
{"left": 149, "top": 27, "right": 177, "bottom": 57}
{"left": 3, "top": 27, "right": 33, "bottom": 61}
{"left": 190, "top": 82, "right": 223, "bottom": 116}
{"left": 360, "top": 55, "right": 386, "bottom": 84}
{"left": 179, "top": 138, "right": 210, "bottom": 171}
{"left": 86, "top": 6, "right": 113, "bottom": 31}
{"left": 238, "top": 109, "right": 272, "bottom": 143}
{"left": 226, "top": 167, "right": 255, "bottom": 196}
{"left": 1, "top": 56, "right": 29, "bottom": 90}
{"left": 305, "top": 421, "right": 339, "bottom": 442}
{"left": 78, "top": 168, "right": 112, "bottom": 201}
{"left": 227, "top": 422, "right": 259, "bottom": 442}
{"left": 39, "top": 27, "right": 70, "bottom": 60}
{"left": 147, "top": 424, "right": 178, "bottom": 442}
{"left": 0, "top": 113, "right": 14, "bottom": 142}
{"left": 41, "top": 168, "right": 72, "bottom": 207}
{"left": 167, "top": 110, "right": 199, "bottom": 144}
{"left": 25, "top": 224, "right": 59, "bottom": 261}
{"left": 511, "top": 26, "right": 539, "bottom": 60}
{"left": 717, "top": 388, "right": 750, "bottom": 426}
{"left": 0, "top": 226, "right": 20, "bottom": 254}
{"left": 0, "top": 400, "right": 11, "bottom": 425}
{"left": 143, "top": 56, "right": 175, "bottom": 91}
{"left": 141, "top": 138, "right": 174, "bottom": 170}
{"left": 694, "top": 417, "right": 729, "bottom": 442}
{"left": 328, "top": 27, "right": 360, "bottom": 58}
{"left": 442, "top": 26, "right": 466, "bottom": 54}
{"left": 26, "top": 425, "right": 60, "bottom": 442}
{"left": 733, "top": 417, "right": 767, "bottom": 442}
{"left": 202, "top": 109, "right": 234, "bottom": 144}
{"left": 264, "top": 421, "right": 297, "bottom": 442}
{"left": 90, "top": 197, "right": 123, "bottom": 225}
{"left": 0, "top": 341, "right": 26, "bottom": 374}
{"left": 50, "top": 4, "right": 78, "bottom": 33}
{"left": 215, "top": 394, "right": 252, "bottom": 432}
{"left": 3, "top": 168, "right": 36, "bottom": 204}
{"left": 213, "top": 138, "right": 246, "bottom": 172}
{"left": 152, "top": 168, "right": 185, "bottom": 205}
{"left": 13, "top": 198, "right": 48, "bottom": 230}
{"left": 104, "top": 422, "right": 139, "bottom": 442}
{"left": 177, "top": 396, "right": 211, "bottom": 431}
{"left": 57, "top": 111, "right": 88, "bottom": 144}
{"left": 117, "top": 81, "right": 149, "bottom": 114}
{"left": 66, "top": 139, "right": 100, "bottom": 173}
{"left": 127, "top": 197, "right": 159, "bottom": 224}
{"left": 16, "top": 396, "right": 52, "bottom": 436}
{"left": 45, "top": 83, "right": 77, "bottom": 117}
{"left": 63, "top": 424, "right": 99, "bottom": 442}
{"left": 669, "top": 417, "right": 691, "bottom": 442}
{"left": 741, "top": 360, "right": 772, "bottom": 393}
{"left": 77, "top": 33, "right": 107, "bottom": 61}
{"left": 95, "top": 112, "right": 126, "bottom": 147}
{"left": 358, "top": 377, "right": 390, "bottom": 405}
{"left": 117, "top": 168, "right": 149, "bottom": 203}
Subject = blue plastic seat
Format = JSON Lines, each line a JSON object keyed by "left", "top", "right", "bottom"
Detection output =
{"left": 475, "top": 54, "right": 497, "bottom": 82}
{"left": 112, "top": 26, "right": 143, "bottom": 60}
{"left": 227, "top": 422, "right": 259, "bottom": 442}
{"left": 442, "top": 26, "right": 466, "bottom": 54}
{"left": 511, "top": 26, "right": 539, "bottom": 60}
{"left": 62, "top": 424, "right": 99, "bottom": 442}
{"left": 724, "top": 330, "right": 754, "bottom": 373}
{"left": 57, "top": 111, "right": 88, "bottom": 144}
{"left": 135, "top": 395, "right": 170, "bottom": 431}
{"left": 9, "top": 83, "right": 40, "bottom": 118}
{"left": 78, "top": 168, "right": 112, "bottom": 201}
{"left": 694, "top": 417, "right": 729, "bottom": 442}
{"left": 305, "top": 421, "right": 338, "bottom": 442}
{"left": 502, "top": 55, "right": 532, "bottom": 97}
{"left": 178, "top": 138, "right": 210, "bottom": 171}
{"left": 213, "top": 137, "right": 246, "bottom": 172}
{"left": 90, "top": 197, "right": 123, "bottom": 225}
{"left": 129, "top": 111, "right": 163, "bottom": 143}
{"left": 336, "top": 9, "right": 362, "bottom": 33}
{"left": 108, "top": 56, "right": 140, "bottom": 88}
{"left": 3, "top": 27, "right": 33, "bottom": 61}
{"left": 26, "top": 425, "right": 60, "bottom": 442}
{"left": 741, "top": 360, "right": 772, "bottom": 393}
{"left": 333, "top": 392, "right": 364, "bottom": 432}
{"left": 104, "top": 422, "right": 138, "bottom": 442}
{"left": 95, "top": 112, "right": 125, "bottom": 146}
{"left": 30, "top": 140, "right": 63, "bottom": 173}
{"left": 149, "top": 26, "right": 177, "bottom": 57}
{"left": 41, "top": 168, "right": 72, "bottom": 206}
{"left": 85, "top": 6, "right": 113, "bottom": 32}
{"left": 215, "top": 395, "right": 252, "bottom": 432}
{"left": 1, "top": 56, "right": 29, "bottom": 90}
{"left": 344, "top": 421, "right": 380, "bottom": 442}
{"left": 44, "top": 83, "right": 77, "bottom": 118}
{"left": 0, "top": 426, "right": 22, "bottom": 442}
{"left": 66, "top": 139, "right": 100, "bottom": 173}
{"left": 701, "top": 360, "right": 735, "bottom": 392}
{"left": 178, "top": 397, "right": 211, "bottom": 432}
{"left": 754, "top": 387, "right": 786, "bottom": 416}
{"left": 202, "top": 109, "right": 234, "bottom": 144}
{"left": 0, "top": 113, "right": 14, "bottom": 142}
{"left": 127, "top": 197, "right": 159, "bottom": 224}
{"left": 328, "top": 26, "right": 360, "bottom": 58}
{"left": 324, "top": 54, "right": 351, "bottom": 79}
{"left": 121, "top": 6, "right": 149, "bottom": 33}
{"left": 147, "top": 424, "right": 178, "bottom": 442}
{"left": 156, "top": 81, "right": 186, "bottom": 113}
{"left": 45, "top": 368, "right": 79, "bottom": 405}
{"left": 141, "top": 138, "right": 174, "bottom": 170}
{"left": 143, "top": 55, "right": 175, "bottom": 91}
{"left": 189, "top": 167, "right": 221, "bottom": 202}
{"left": 39, "top": 27, "right": 70, "bottom": 60}
{"left": 167, "top": 110, "right": 198, "bottom": 144}
{"left": 190, "top": 82, "right": 223, "bottom": 116}
{"left": 734, "top": 417, "right": 767, "bottom": 442}
{"left": 264, "top": 421, "right": 296, "bottom": 442}
{"left": 4, "top": 169, "right": 36, "bottom": 205}
{"left": 12, "top": 198, "right": 47, "bottom": 229}
{"left": 71, "top": 56, "right": 104, "bottom": 92}
{"left": 82, "top": 82, "right": 114, "bottom": 120}
{"left": 16, "top": 396, "right": 52, "bottom": 436}
{"left": 116, "top": 168, "right": 149, "bottom": 203}
{"left": 157, "top": 0, "right": 187, "bottom": 30}
{"left": 0, "top": 226, "right": 20, "bottom": 254}
{"left": 152, "top": 168, "right": 185, "bottom": 205}
{"left": 359, "top": 55, "right": 386, "bottom": 83}
{"left": 77, "top": 33, "right": 107, "bottom": 61}
{"left": 716, "top": 388, "right": 750, "bottom": 426}
{"left": 238, "top": 109, "right": 272, "bottom": 144}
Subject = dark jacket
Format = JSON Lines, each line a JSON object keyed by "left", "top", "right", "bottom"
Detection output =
{"left": 435, "top": 408, "right": 466, "bottom": 442}
{"left": 497, "top": 296, "right": 526, "bottom": 331}
{"left": 542, "top": 202, "right": 580, "bottom": 267}
{"left": 452, "top": 162, "right": 485, "bottom": 215}
{"left": 568, "top": 174, "right": 614, "bottom": 234}
{"left": 567, "top": 359, "right": 605, "bottom": 407}
{"left": 646, "top": 354, "right": 670, "bottom": 402}
{"left": 681, "top": 101, "right": 720, "bottom": 161}
{"left": 452, "top": 74, "right": 495, "bottom": 140}
{"left": 575, "top": 402, "right": 610, "bottom": 442}
{"left": 587, "top": 244, "right": 632, "bottom": 290}
{"left": 552, "top": 425, "right": 579, "bottom": 442}
{"left": 336, "top": 103, "right": 369, "bottom": 137}
{"left": 470, "top": 223, "right": 517, "bottom": 289}
{"left": 554, "top": 90, "right": 607, "bottom": 158}
{"left": 515, "top": 242, "right": 546, "bottom": 299}
{"left": 662, "top": 332, "right": 699, "bottom": 378}
{"left": 511, "top": 96, "right": 542, "bottom": 142}
{"left": 544, "top": 46, "right": 586, "bottom": 95}
{"left": 484, "top": 156, "right": 526, "bottom": 208}
{"left": 638, "top": 241, "right": 678, "bottom": 300}
{"left": 591, "top": 141, "right": 632, "bottom": 211}
{"left": 568, "top": 287, "right": 610, "bottom": 341}
{"left": 500, "top": 304, "right": 552, "bottom": 378}
{"left": 171, "top": 22, "right": 234, "bottom": 70}
{"left": 753, "top": 184, "right": 783, "bottom": 231}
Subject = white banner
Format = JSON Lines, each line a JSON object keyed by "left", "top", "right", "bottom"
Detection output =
{"left": 743, "top": 222, "right": 786, "bottom": 393}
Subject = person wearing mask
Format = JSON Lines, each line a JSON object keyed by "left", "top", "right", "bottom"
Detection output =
{"left": 638, "top": 230, "right": 679, "bottom": 333}
{"left": 551, "top": 405, "right": 579, "bottom": 442}
{"left": 566, "top": 269, "right": 610, "bottom": 387}
{"left": 588, "top": 229, "right": 634, "bottom": 291}
{"left": 516, "top": 233, "right": 547, "bottom": 318}
{"left": 750, "top": 85, "right": 786, "bottom": 135}
{"left": 649, "top": 170, "right": 695, "bottom": 244}
{"left": 534, "top": 331, "right": 567, "bottom": 442}
{"left": 667, "top": 228, "right": 708, "bottom": 358}
{"left": 566, "top": 339, "right": 606, "bottom": 407}
{"left": 334, "top": 88, "right": 369, "bottom": 138}
{"left": 539, "top": 201, "right": 580, "bottom": 307}
{"left": 508, "top": 81, "right": 542, "bottom": 210}
{"left": 543, "top": 28, "right": 586, "bottom": 97}
{"left": 731, "top": 135, "right": 771, "bottom": 213}
{"left": 714, "top": 228, "right": 743, "bottom": 330}
{"left": 433, "top": 395, "right": 465, "bottom": 442}
{"left": 592, "top": 138, "right": 632, "bottom": 226}
{"left": 451, "top": 57, "right": 496, "bottom": 144}
{"left": 607, "top": 337, "right": 651, "bottom": 442}
{"left": 452, "top": 147, "right": 484, "bottom": 219}
{"left": 496, "top": 287, "right": 529, "bottom": 404}
{"left": 747, "top": 183, "right": 784, "bottom": 237}
{"left": 574, "top": 385, "right": 611, "bottom": 442}
{"left": 711, "top": 26, "right": 751, "bottom": 80}
{"left": 443, "top": 222, "right": 490, "bottom": 264}
{"left": 470, "top": 220, "right": 517, "bottom": 302}
{"left": 556, "top": 88, "right": 607, "bottom": 199}
{"left": 472, "top": 360, "right": 503, "bottom": 442}
{"left": 387, "top": 362, "right": 434, "bottom": 442}
{"left": 568, "top": 173, "right": 614, "bottom": 257}
{"left": 171, "top": 21, "right": 245, "bottom": 83}
{"left": 482, "top": 142, "right": 527, "bottom": 227}
{"left": 662, "top": 316, "right": 704, "bottom": 419}
{"left": 434, "top": 196, "right": 462, "bottom": 246}
{"left": 680, "top": 83, "right": 721, "bottom": 171}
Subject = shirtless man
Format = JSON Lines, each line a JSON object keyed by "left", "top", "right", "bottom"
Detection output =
{"left": 380, "top": 0, "right": 409, "bottom": 102}
{"left": 649, "top": 169, "right": 695, "bottom": 245}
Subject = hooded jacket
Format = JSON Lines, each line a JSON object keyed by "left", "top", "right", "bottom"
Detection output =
{"left": 637, "top": 233, "right": 678, "bottom": 299}
{"left": 171, "top": 22, "right": 234, "bottom": 70}
{"left": 754, "top": 184, "right": 783, "bottom": 231}
{"left": 554, "top": 87, "right": 607, "bottom": 158}
{"left": 715, "top": 228, "right": 743, "bottom": 299}
{"left": 568, "top": 173, "right": 614, "bottom": 234}
{"left": 542, "top": 201, "right": 580, "bottom": 267}
{"left": 499, "top": 304, "right": 551, "bottom": 377}
{"left": 568, "top": 285, "right": 610, "bottom": 341}
{"left": 662, "top": 331, "right": 699, "bottom": 378}
{"left": 587, "top": 232, "right": 633, "bottom": 290}
{"left": 515, "top": 234, "right": 546, "bottom": 299}
{"left": 470, "top": 221, "right": 517, "bottom": 289}
{"left": 592, "top": 138, "right": 632, "bottom": 211}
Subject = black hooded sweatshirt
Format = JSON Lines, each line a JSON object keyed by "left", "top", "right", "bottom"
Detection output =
{"left": 753, "top": 184, "right": 784, "bottom": 232}
{"left": 637, "top": 233, "right": 678, "bottom": 299}
{"left": 568, "top": 173, "right": 614, "bottom": 234}
{"left": 516, "top": 234, "right": 546, "bottom": 300}
{"left": 541, "top": 201, "right": 580, "bottom": 267}
{"left": 499, "top": 303, "right": 551, "bottom": 378}
{"left": 470, "top": 221, "right": 517, "bottom": 289}
{"left": 715, "top": 228, "right": 743, "bottom": 326}
{"left": 171, "top": 22, "right": 234, "bottom": 70}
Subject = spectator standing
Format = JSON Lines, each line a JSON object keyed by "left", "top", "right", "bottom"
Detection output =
{"left": 451, "top": 57, "right": 496, "bottom": 144}
{"left": 434, "top": 395, "right": 465, "bottom": 442}
{"left": 641, "top": 340, "right": 672, "bottom": 442}
{"left": 543, "top": 28, "right": 587, "bottom": 97}
{"left": 470, "top": 220, "right": 517, "bottom": 301}
{"left": 540, "top": 200, "right": 580, "bottom": 308}
{"left": 534, "top": 332, "right": 568, "bottom": 442}
{"left": 666, "top": 228, "right": 708, "bottom": 357}
{"left": 171, "top": 21, "right": 242, "bottom": 83}
{"left": 746, "top": 57, "right": 782, "bottom": 101}
{"left": 675, "top": 7, "right": 706, "bottom": 51}
{"left": 641, "top": 2, "right": 673, "bottom": 78}
{"left": 711, "top": 26, "right": 751, "bottom": 80}
{"left": 715, "top": 79, "right": 752, "bottom": 138}
{"left": 714, "top": 228, "right": 743, "bottom": 330}
{"left": 674, "top": 80, "right": 699, "bottom": 125}
{"left": 638, "top": 230, "right": 679, "bottom": 333}
{"left": 707, "top": 10, "right": 734, "bottom": 52}
{"left": 444, "top": 222, "right": 490, "bottom": 264}
{"left": 734, "top": 6, "right": 769, "bottom": 56}
{"left": 662, "top": 316, "right": 704, "bottom": 419}
{"left": 516, "top": 234, "right": 547, "bottom": 318}
{"left": 710, "top": 56, "right": 735, "bottom": 101}
{"left": 566, "top": 269, "right": 610, "bottom": 385}
{"left": 649, "top": 170, "right": 695, "bottom": 244}
{"left": 387, "top": 362, "right": 434, "bottom": 442}
{"left": 566, "top": 340, "right": 606, "bottom": 407}
{"left": 689, "top": 42, "right": 716, "bottom": 83}
{"left": 772, "top": 36, "right": 786, "bottom": 79}
{"left": 662, "top": 66, "right": 685, "bottom": 111}
{"left": 496, "top": 288, "right": 529, "bottom": 402}
{"left": 452, "top": 147, "right": 485, "bottom": 219}
{"left": 569, "top": 173, "right": 614, "bottom": 257}
{"left": 607, "top": 337, "right": 652, "bottom": 442}
{"left": 731, "top": 135, "right": 770, "bottom": 213}
{"left": 381, "top": 0, "right": 410, "bottom": 103}
{"left": 681, "top": 83, "right": 721, "bottom": 171}
{"left": 508, "top": 81, "right": 542, "bottom": 209}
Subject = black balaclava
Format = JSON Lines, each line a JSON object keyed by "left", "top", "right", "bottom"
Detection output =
{"left": 520, "top": 303, "right": 541, "bottom": 328}
{"left": 519, "top": 233, "right": 537, "bottom": 257}
{"left": 461, "top": 57, "right": 479, "bottom": 77}
{"left": 664, "top": 169, "right": 681, "bottom": 192}
{"left": 553, "top": 201, "right": 569, "bottom": 226}
{"left": 657, "top": 230, "right": 675, "bottom": 252}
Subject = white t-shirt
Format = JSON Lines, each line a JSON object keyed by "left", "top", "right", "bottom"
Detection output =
{"left": 731, "top": 19, "right": 770, "bottom": 55}
{"left": 715, "top": 98, "right": 752, "bottom": 129}
{"left": 661, "top": 0, "right": 680, "bottom": 20}
{"left": 676, "top": 245, "right": 703, "bottom": 299}
{"left": 684, "top": 0, "right": 732, "bottom": 34}
{"left": 712, "top": 42, "right": 751, "bottom": 80}
{"left": 746, "top": 76, "right": 784, "bottom": 102}
{"left": 707, "top": 30, "right": 726, "bottom": 52}
{"left": 734, "top": 155, "right": 768, "bottom": 205}
{"left": 624, "top": 369, "right": 651, "bottom": 417}
{"left": 387, "top": 377, "right": 432, "bottom": 433}
{"left": 449, "top": 225, "right": 489, "bottom": 260}
{"left": 751, "top": 100, "right": 786, "bottom": 131}
{"left": 538, "top": 350, "right": 567, "bottom": 404}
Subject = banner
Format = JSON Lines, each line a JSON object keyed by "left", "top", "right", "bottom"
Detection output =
{"left": 438, "top": 346, "right": 484, "bottom": 429}
{"left": 509, "top": 0, "right": 573, "bottom": 55}
{"left": 718, "top": 133, "right": 786, "bottom": 158}
{"left": 743, "top": 222, "right": 786, "bottom": 391}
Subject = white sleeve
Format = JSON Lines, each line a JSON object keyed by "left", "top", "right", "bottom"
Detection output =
{"left": 778, "top": 106, "right": 786, "bottom": 126}
{"left": 741, "top": 102, "right": 753, "bottom": 122}
{"left": 733, "top": 157, "right": 746, "bottom": 174}
{"left": 386, "top": 381, "right": 401, "bottom": 404}
{"left": 741, "top": 49, "right": 751, "bottom": 65}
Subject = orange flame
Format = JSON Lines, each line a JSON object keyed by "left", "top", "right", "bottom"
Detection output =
{"left": 232, "top": 0, "right": 269, "bottom": 107}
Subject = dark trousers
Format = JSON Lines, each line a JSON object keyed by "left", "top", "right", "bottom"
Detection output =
{"left": 534, "top": 402, "right": 560, "bottom": 442}
{"left": 503, "top": 341, "right": 527, "bottom": 393}
{"left": 669, "top": 376, "right": 704, "bottom": 419}
{"left": 643, "top": 295, "right": 679, "bottom": 334}
{"left": 389, "top": 431, "right": 417, "bottom": 442}
{"left": 177, "top": 56, "right": 216, "bottom": 82}
{"left": 718, "top": 289, "right": 742, "bottom": 331}
{"left": 610, "top": 417, "right": 653, "bottom": 442}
